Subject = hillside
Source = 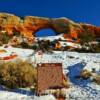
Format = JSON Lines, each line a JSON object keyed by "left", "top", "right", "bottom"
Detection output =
{"left": 0, "top": 46, "right": 99, "bottom": 100}
{"left": 0, "top": 13, "right": 99, "bottom": 53}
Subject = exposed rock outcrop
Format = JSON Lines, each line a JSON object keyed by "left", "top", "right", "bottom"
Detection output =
{"left": 0, "top": 13, "right": 99, "bottom": 42}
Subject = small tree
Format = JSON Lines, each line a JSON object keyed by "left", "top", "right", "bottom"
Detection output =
{"left": 80, "top": 24, "right": 95, "bottom": 44}
{"left": 80, "top": 31, "right": 95, "bottom": 44}
{"left": 2, "top": 33, "right": 10, "bottom": 44}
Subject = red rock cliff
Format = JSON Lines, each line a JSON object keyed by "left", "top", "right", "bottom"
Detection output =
{"left": 0, "top": 13, "right": 99, "bottom": 41}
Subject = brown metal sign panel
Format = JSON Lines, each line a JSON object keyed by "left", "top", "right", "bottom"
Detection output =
{"left": 37, "top": 63, "right": 63, "bottom": 94}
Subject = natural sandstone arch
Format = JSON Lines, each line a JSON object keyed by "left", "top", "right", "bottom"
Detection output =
{"left": 0, "top": 13, "right": 99, "bottom": 42}
{"left": 0, "top": 13, "right": 73, "bottom": 37}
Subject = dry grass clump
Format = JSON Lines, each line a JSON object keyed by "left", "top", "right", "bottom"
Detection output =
{"left": 62, "top": 76, "right": 70, "bottom": 88}
{"left": 53, "top": 89, "right": 66, "bottom": 100}
{"left": 0, "top": 60, "right": 37, "bottom": 89}
{"left": 92, "top": 75, "right": 100, "bottom": 85}
{"left": 80, "top": 69, "right": 92, "bottom": 79}
{"left": 80, "top": 69, "right": 100, "bottom": 85}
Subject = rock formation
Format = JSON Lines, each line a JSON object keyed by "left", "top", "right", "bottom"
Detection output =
{"left": 0, "top": 13, "right": 99, "bottom": 42}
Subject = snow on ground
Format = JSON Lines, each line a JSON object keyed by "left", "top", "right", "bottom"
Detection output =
{"left": 0, "top": 45, "right": 33, "bottom": 58}
{"left": 0, "top": 91, "right": 34, "bottom": 100}
{"left": 0, "top": 46, "right": 100, "bottom": 100}
{"left": 36, "top": 34, "right": 82, "bottom": 48}
{"left": 36, "top": 34, "right": 65, "bottom": 41}
{"left": 33, "top": 95, "right": 56, "bottom": 100}
{"left": 0, "top": 46, "right": 34, "bottom": 62}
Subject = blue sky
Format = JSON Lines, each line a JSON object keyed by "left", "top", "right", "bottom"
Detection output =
{"left": 0, "top": 0, "right": 100, "bottom": 36}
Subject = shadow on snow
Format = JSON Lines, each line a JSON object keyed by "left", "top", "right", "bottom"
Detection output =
{"left": 67, "top": 62, "right": 99, "bottom": 95}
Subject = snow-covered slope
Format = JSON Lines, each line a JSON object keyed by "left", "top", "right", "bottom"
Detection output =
{"left": 0, "top": 46, "right": 99, "bottom": 100}
{"left": 36, "top": 34, "right": 81, "bottom": 49}
{"left": 36, "top": 34, "right": 65, "bottom": 41}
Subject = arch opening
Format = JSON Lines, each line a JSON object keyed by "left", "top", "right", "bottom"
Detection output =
{"left": 35, "top": 28, "right": 56, "bottom": 37}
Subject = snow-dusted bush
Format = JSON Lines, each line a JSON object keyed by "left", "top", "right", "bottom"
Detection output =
{"left": 92, "top": 75, "right": 100, "bottom": 85}
{"left": 80, "top": 69, "right": 92, "bottom": 79}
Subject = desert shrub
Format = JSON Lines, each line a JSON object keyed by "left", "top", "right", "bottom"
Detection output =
{"left": 20, "top": 42, "right": 31, "bottom": 49}
{"left": 92, "top": 75, "right": 100, "bottom": 85}
{"left": 0, "top": 60, "right": 37, "bottom": 89}
{"left": 81, "top": 32, "right": 95, "bottom": 44}
{"left": 80, "top": 24, "right": 96, "bottom": 44}
{"left": 62, "top": 76, "right": 70, "bottom": 88}
{"left": 0, "top": 33, "right": 10, "bottom": 44}
{"left": 13, "top": 31, "right": 20, "bottom": 36}
{"left": 53, "top": 89, "right": 66, "bottom": 99}
{"left": 80, "top": 69, "right": 92, "bottom": 79}
{"left": 93, "top": 43, "right": 100, "bottom": 53}
{"left": 32, "top": 44, "right": 39, "bottom": 50}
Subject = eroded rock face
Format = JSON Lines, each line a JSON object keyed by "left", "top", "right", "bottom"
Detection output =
{"left": 0, "top": 13, "right": 99, "bottom": 41}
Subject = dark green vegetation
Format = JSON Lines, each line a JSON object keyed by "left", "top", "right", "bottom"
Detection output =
{"left": 0, "top": 33, "right": 10, "bottom": 45}
{"left": 0, "top": 31, "right": 99, "bottom": 53}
